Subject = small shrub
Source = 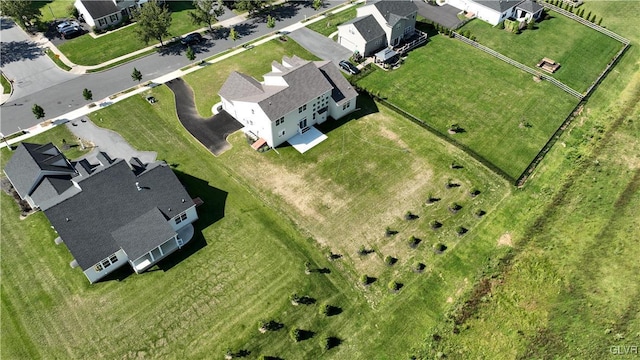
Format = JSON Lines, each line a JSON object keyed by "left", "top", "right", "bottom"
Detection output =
{"left": 414, "top": 262, "right": 426, "bottom": 272}
{"left": 527, "top": 20, "right": 535, "bottom": 30}
{"left": 470, "top": 188, "right": 481, "bottom": 197}
{"left": 360, "top": 274, "right": 370, "bottom": 285}
{"left": 322, "top": 336, "right": 341, "bottom": 350}
{"left": 434, "top": 243, "right": 447, "bottom": 253}
{"left": 497, "top": 21, "right": 505, "bottom": 30}
{"left": 290, "top": 293, "right": 300, "bottom": 305}
{"left": 404, "top": 211, "right": 417, "bottom": 220}
{"left": 385, "top": 227, "right": 396, "bottom": 237}
{"left": 384, "top": 255, "right": 397, "bottom": 266}
{"left": 82, "top": 88, "right": 93, "bottom": 101}
{"left": 430, "top": 220, "right": 443, "bottom": 229}
{"left": 388, "top": 280, "right": 401, "bottom": 292}
{"left": 475, "top": 209, "right": 486, "bottom": 218}
{"left": 456, "top": 226, "right": 468, "bottom": 236}
{"left": 304, "top": 261, "right": 312, "bottom": 274}
{"left": 449, "top": 203, "right": 462, "bottom": 213}
{"left": 290, "top": 328, "right": 302, "bottom": 342}
{"left": 408, "top": 236, "right": 420, "bottom": 248}
{"left": 426, "top": 194, "right": 440, "bottom": 204}
{"left": 358, "top": 245, "right": 371, "bottom": 256}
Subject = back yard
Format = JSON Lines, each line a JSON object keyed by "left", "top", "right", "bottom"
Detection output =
{"left": 356, "top": 34, "right": 579, "bottom": 180}
{"left": 460, "top": 11, "right": 624, "bottom": 93}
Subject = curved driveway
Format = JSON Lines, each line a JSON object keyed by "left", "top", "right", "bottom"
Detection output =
{"left": 165, "top": 78, "right": 242, "bottom": 156}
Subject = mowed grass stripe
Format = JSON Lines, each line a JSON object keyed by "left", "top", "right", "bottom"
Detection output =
{"left": 460, "top": 12, "right": 624, "bottom": 93}
{"left": 357, "top": 34, "right": 579, "bottom": 179}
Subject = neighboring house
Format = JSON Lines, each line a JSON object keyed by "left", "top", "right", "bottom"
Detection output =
{"left": 338, "top": 0, "right": 418, "bottom": 56}
{"left": 74, "top": 0, "right": 147, "bottom": 30}
{"left": 219, "top": 56, "right": 358, "bottom": 148}
{"left": 3, "top": 143, "right": 198, "bottom": 283}
{"left": 446, "top": 0, "right": 543, "bottom": 26}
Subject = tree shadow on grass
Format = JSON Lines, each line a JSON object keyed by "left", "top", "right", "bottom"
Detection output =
{"left": 298, "top": 329, "right": 315, "bottom": 341}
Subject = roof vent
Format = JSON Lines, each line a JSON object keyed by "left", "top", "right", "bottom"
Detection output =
{"left": 168, "top": 207, "right": 171, "bottom": 212}
{"left": 65, "top": 217, "right": 70, "bottom": 222}
{"left": 182, "top": 198, "right": 185, "bottom": 203}
{"left": 135, "top": 182, "right": 142, "bottom": 191}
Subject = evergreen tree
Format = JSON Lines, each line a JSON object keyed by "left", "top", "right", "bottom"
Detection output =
{"left": 32, "top": 104, "right": 45, "bottom": 119}
{"left": 131, "top": 67, "right": 142, "bottom": 82}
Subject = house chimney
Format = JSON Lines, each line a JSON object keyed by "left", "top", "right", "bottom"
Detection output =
{"left": 135, "top": 182, "right": 142, "bottom": 191}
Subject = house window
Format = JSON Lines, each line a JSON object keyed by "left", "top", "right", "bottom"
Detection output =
{"left": 313, "top": 113, "right": 316, "bottom": 120}
{"left": 251, "top": 109, "right": 254, "bottom": 114}
{"left": 94, "top": 263, "right": 104, "bottom": 271}
{"left": 343, "top": 101, "right": 351, "bottom": 110}
{"left": 102, "top": 259, "right": 111, "bottom": 268}
{"left": 175, "top": 211, "right": 187, "bottom": 225}
{"left": 109, "top": 254, "right": 118, "bottom": 263}
{"left": 298, "top": 104, "right": 306, "bottom": 113}
{"left": 98, "top": 18, "right": 107, "bottom": 27}
{"left": 275, "top": 117, "right": 284, "bottom": 126}
{"left": 279, "top": 129, "right": 286, "bottom": 137}
{"left": 109, "top": 14, "right": 119, "bottom": 23}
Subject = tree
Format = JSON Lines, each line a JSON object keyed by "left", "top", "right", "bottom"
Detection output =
{"left": 131, "top": 67, "right": 142, "bottom": 82}
{"left": 134, "top": 0, "right": 172, "bottom": 46}
{"left": 32, "top": 104, "right": 45, "bottom": 119}
{"left": 0, "top": 0, "right": 41, "bottom": 29}
{"left": 229, "top": 26, "right": 239, "bottom": 41}
{"left": 266, "top": 15, "right": 275, "bottom": 28}
{"left": 186, "top": 46, "right": 196, "bottom": 61}
{"left": 234, "top": 0, "right": 271, "bottom": 15}
{"left": 189, "top": 0, "right": 225, "bottom": 33}
{"left": 586, "top": 11, "right": 591, "bottom": 20}
{"left": 313, "top": 0, "right": 323, "bottom": 11}
{"left": 82, "top": 88, "right": 93, "bottom": 100}
{"left": 598, "top": 17, "right": 603, "bottom": 26}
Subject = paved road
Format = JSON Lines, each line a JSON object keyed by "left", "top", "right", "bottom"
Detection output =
{"left": 0, "top": 2, "right": 330, "bottom": 135}
{"left": 288, "top": 27, "right": 351, "bottom": 65}
{"left": 166, "top": 78, "right": 242, "bottom": 156}
{"left": 0, "top": 17, "right": 78, "bottom": 100}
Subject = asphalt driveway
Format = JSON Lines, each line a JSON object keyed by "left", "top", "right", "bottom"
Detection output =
{"left": 165, "top": 78, "right": 242, "bottom": 156}
{"left": 415, "top": 2, "right": 465, "bottom": 29}
{"left": 288, "top": 27, "right": 352, "bottom": 65}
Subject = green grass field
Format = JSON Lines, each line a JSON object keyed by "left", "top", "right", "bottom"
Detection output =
{"left": 306, "top": 6, "right": 357, "bottom": 37}
{"left": 56, "top": 1, "right": 201, "bottom": 66}
{"left": 357, "top": 34, "right": 579, "bottom": 180}
{"left": 2, "top": 2, "right": 638, "bottom": 358}
{"left": 460, "top": 11, "right": 624, "bottom": 93}
{"left": 1, "top": 80, "right": 514, "bottom": 358}
{"left": 419, "top": 2, "right": 640, "bottom": 358}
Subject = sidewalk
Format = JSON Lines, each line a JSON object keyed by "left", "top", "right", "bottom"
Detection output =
{"left": 1, "top": 1, "right": 362, "bottom": 148}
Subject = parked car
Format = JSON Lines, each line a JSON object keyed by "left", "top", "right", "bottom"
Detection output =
{"left": 339, "top": 60, "right": 360, "bottom": 75}
{"left": 61, "top": 26, "right": 82, "bottom": 39}
{"left": 181, "top": 33, "right": 203, "bottom": 46}
{"left": 57, "top": 20, "right": 80, "bottom": 33}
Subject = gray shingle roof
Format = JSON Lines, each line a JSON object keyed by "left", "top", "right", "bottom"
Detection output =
{"left": 30, "top": 176, "right": 74, "bottom": 207}
{"left": 342, "top": 15, "right": 386, "bottom": 42}
{"left": 43, "top": 159, "right": 194, "bottom": 270}
{"left": 79, "top": 0, "right": 120, "bottom": 19}
{"left": 112, "top": 207, "right": 177, "bottom": 261}
{"left": 371, "top": 0, "right": 418, "bottom": 25}
{"left": 516, "top": 0, "right": 543, "bottom": 13}
{"left": 475, "top": 0, "right": 524, "bottom": 12}
{"left": 220, "top": 56, "right": 336, "bottom": 121}
{"left": 3, "top": 142, "right": 75, "bottom": 199}
{"left": 315, "top": 61, "right": 359, "bottom": 106}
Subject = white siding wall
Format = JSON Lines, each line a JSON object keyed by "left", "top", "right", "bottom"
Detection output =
{"left": 82, "top": 248, "right": 128, "bottom": 283}
{"left": 74, "top": 0, "right": 96, "bottom": 28}
{"left": 329, "top": 97, "right": 357, "bottom": 120}
{"left": 267, "top": 91, "right": 332, "bottom": 148}
{"left": 169, "top": 205, "right": 198, "bottom": 232}
{"left": 337, "top": 24, "right": 366, "bottom": 55}
{"left": 446, "top": 0, "right": 505, "bottom": 25}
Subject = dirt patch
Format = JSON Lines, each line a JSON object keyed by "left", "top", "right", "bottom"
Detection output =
{"left": 379, "top": 126, "right": 409, "bottom": 149}
{"left": 498, "top": 232, "right": 513, "bottom": 247}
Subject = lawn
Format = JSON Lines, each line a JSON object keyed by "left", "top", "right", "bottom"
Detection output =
{"left": 0, "top": 81, "right": 514, "bottom": 359}
{"left": 306, "top": 5, "right": 357, "bottom": 37}
{"left": 356, "top": 34, "right": 579, "bottom": 180}
{"left": 418, "top": 2, "right": 640, "bottom": 358}
{"left": 460, "top": 11, "right": 624, "bottom": 93}
{"left": 56, "top": 1, "right": 201, "bottom": 66}
{"left": 1, "top": 72, "right": 11, "bottom": 94}
{"left": 32, "top": 0, "right": 74, "bottom": 23}
{"left": 184, "top": 38, "right": 320, "bottom": 117}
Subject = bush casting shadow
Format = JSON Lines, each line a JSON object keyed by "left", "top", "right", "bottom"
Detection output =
{"left": 324, "top": 336, "right": 342, "bottom": 350}
{"left": 384, "top": 256, "right": 398, "bottom": 266}
{"left": 361, "top": 275, "right": 377, "bottom": 286}
{"left": 299, "top": 296, "right": 316, "bottom": 305}
{"left": 434, "top": 243, "right": 447, "bottom": 254}
{"left": 322, "top": 305, "right": 342, "bottom": 316}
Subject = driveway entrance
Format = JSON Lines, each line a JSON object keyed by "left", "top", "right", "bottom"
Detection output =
{"left": 288, "top": 27, "right": 352, "bottom": 64}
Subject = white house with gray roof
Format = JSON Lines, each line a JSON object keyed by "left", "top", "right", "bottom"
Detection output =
{"left": 3, "top": 143, "right": 198, "bottom": 284}
{"left": 337, "top": 0, "right": 418, "bottom": 56}
{"left": 74, "top": 0, "right": 148, "bottom": 30}
{"left": 219, "top": 56, "right": 358, "bottom": 148}
{"left": 446, "top": 0, "right": 543, "bottom": 26}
